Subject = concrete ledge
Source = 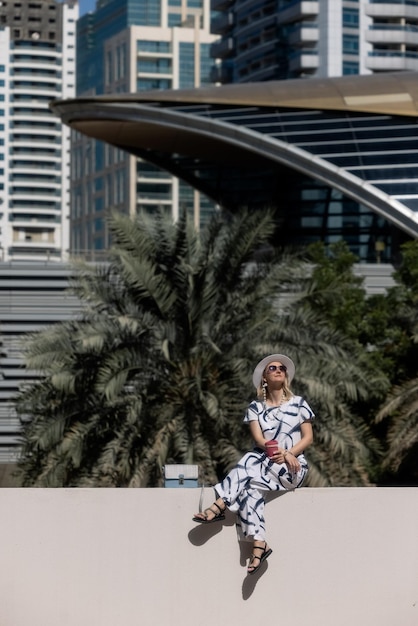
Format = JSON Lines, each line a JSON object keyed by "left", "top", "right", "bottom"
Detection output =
{"left": 0, "top": 488, "right": 416, "bottom": 626}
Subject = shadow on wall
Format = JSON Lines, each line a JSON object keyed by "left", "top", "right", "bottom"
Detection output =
{"left": 0, "top": 487, "right": 416, "bottom": 626}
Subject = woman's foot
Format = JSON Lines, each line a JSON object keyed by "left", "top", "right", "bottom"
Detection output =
{"left": 247, "top": 541, "right": 273, "bottom": 575}
{"left": 192, "top": 499, "right": 226, "bottom": 524}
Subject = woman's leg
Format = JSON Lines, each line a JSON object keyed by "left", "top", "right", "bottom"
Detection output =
{"left": 214, "top": 450, "right": 266, "bottom": 511}
{"left": 234, "top": 485, "right": 266, "bottom": 541}
{"left": 194, "top": 450, "right": 308, "bottom": 532}
{"left": 192, "top": 497, "right": 226, "bottom": 522}
{"left": 193, "top": 451, "right": 262, "bottom": 523}
{"left": 247, "top": 540, "right": 273, "bottom": 575}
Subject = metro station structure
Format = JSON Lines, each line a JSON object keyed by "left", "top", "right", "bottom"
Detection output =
{"left": 52, "top": 71, "right": 418, "bottom": 263}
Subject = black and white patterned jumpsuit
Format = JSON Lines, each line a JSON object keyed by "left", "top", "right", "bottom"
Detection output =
{"left": 214, "top": 396, "right": 315, "bottom": 542}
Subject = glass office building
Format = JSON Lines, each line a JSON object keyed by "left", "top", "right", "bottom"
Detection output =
{"left": 70, "top": 0, "right": 418, "bottom": 260}
{"left": 54, "top": 72, "right": 418, "bottom": 263}
{"left": 71, "top": 0, "right": 219, "bottom": 256}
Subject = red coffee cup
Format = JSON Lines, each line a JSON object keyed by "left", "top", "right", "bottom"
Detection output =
{"left": 265, "top": 440, "right": 278, "bottom": 457}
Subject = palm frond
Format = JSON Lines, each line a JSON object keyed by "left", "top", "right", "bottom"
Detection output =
{"left": 16, "top": 207, "right": 385, "bottom": 487}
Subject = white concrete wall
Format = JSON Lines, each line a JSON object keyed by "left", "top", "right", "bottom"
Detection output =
{"left": 0, "top": 487, "right": 416, "bottom": 626}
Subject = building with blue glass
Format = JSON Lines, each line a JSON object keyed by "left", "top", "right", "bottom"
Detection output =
{"left": 54, "top": 71, "right": 418, "bottom": 263}
{"left": 71, "top": 0, "right": 219, "bottom": 255}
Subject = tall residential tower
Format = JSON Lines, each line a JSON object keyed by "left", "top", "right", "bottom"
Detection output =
{"left": 212, "top": 0, "right": 418, "bottom": 83}
{"left": 71, "top": 0, "right": 218, "bottom": 256}
{"left": 0, "top": 0, "right": 78, "bottom": 262}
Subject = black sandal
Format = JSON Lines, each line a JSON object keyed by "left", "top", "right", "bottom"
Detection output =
{"left": 192, "top": 501, "right": 226, "bottom": 524}
{"left": 247, "top": 542, "right": 273, "bottom": 575}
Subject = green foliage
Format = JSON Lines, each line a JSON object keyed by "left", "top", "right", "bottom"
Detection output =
{"left": 367, "top": 241, "right": 418, "bottom": 482}
{"left": 304, "top": 239, "right": 418, "bottom": 484}
{"left": 16, "top": 209, "right": 280, "bottom": 486}
{"left": 16, "top": 210, "right": 388, "bottom": 487}
{"left": 393, "top": 240, "right": 418, "bottom": 292}
{"left": 375, "top": 379, "right": 418, "bottom": 476}
{"left": 304, "top": 241, "right": 366, "bottom": 341}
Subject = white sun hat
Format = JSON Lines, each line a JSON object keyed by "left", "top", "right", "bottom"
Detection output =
{"left": 252, "top": 353, "right": 295, "bottom": 388}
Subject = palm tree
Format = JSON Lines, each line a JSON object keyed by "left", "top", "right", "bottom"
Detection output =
{"left": 375, "top": 378, "right": 418, "bottom": 483}
{"left": 372, "top": 300, "right": 418, "bottom": 484}
{"left": 16, "top": 209, "right": 385, "bottom": 487}
{"left": 362, "top": 240, "right": 418, "bottom": 484}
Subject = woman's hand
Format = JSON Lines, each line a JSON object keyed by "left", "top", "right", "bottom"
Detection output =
{"left": 271, "top": 448, "right": 301, "bottom": 472}
{"left": 284, "top": 451, "right": 301, "bottom": 473}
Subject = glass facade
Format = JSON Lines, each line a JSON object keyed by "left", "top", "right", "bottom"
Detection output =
{"left": 73, "top": 0, "right": 218, "bottom": 255}
{"left": 128, "top": 0, "right": 161, "bottom": 26}
{"left": 179, "top": 43, "right": 195, "bottom": 89}
{"left": 77, "top": 0, "right": 161, "bottom": 95}
{"left": 128, "top": 100, "right": 417, "bottom": 262}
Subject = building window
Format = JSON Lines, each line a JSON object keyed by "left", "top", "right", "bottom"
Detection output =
{"left": 343, "top": 34, "right": 359, "bottom": 54}
{"left": 116, "top": 43, "right": 126, "bottom": 80}
{"left": 135, "top": 0, "right": 161, "bottom": 25}
{"left": 137, "top": 78, "right": 171, "bottom": 90}
{"left": 106, "top": 50, "right": 113, "bottom": 85}
{"left": 116, "top": 168, "right": 125, "bottom": 204}
{"left": 168, "top": 14, "right": 182, "bottom": 27}
{"left": 343, "top": 8, "right": 359, "bottom": 28}
{"left": 137, "top": 40, "right": 170, "bottom": 54}
{"left": 200, "top": 43, "right": 212, "bottom": 85}
{"left": 137, "top": 58, "right": 172, "bottom": 73}
{"left": 179, "top": 42, "right": 195, "bottom": 89}
{"left": 343, "top": 61, "right": 359, "bottom": 75}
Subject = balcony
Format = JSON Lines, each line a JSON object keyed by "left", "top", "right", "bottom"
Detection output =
{"left": 366, "top": 23, "right": 418, "bottom": 46}
{"left": 211, "top": 0, "right": 234, "bottom": 11}
{"left": 210, "top": 61, "right": 234, "bottom": 84}
{"left": 137, "top": 172, "right": 171, "bottom": 181}
{"left": 211, "top": 11, "right": 234, "bottom": 36}
{"left": 10, "top": 133, "right": 61, "bottom": 149}
{"left": 210, "top": 37, "right": 234, "bottom": 60}
{"left": 366, "top": 49, "right": 418, "bottom": 71}
{"left": 366, "top": 0, "right": 418, "bottom": 20}
{"left": 288, "top": 48, "right": 319, "bottom": 72}
{"left": 287, "top": 22, "right": 319, "bottom": 46}
{"left": 12, "top": 235, "right": 57, "bottom": 245}
{"left": 277, "top": 0, "right": 319, "bottom": 26}
{"left": 10, "top": 176, "right": 60, "bottom": 185}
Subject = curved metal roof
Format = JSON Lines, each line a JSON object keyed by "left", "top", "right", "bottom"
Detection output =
{"left": 53, "top": 71, "right": 418, "bottom": 117}
{"left": 51, "top": 71, "right": 418, "bottom": 238}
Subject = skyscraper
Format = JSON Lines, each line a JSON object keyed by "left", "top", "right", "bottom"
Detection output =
{"left": 212, "top": 0, "right": 418, "bottom": 83}
{"left": 71, "top": 0, "right": 218, "bottom": 256}
{"left": 0, "top": 0, "right": 78, "bottom": 262}
{"left": 206, "top": 0, "right": 418, "bottom": 260}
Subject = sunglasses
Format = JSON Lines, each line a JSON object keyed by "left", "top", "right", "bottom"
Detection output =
{"left": 267, "top": 364, "right": 287, "bottom": 373}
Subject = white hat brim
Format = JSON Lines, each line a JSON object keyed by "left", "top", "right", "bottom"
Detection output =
{"left": 252, "top": 353, "right": 295, "bottom": 387}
